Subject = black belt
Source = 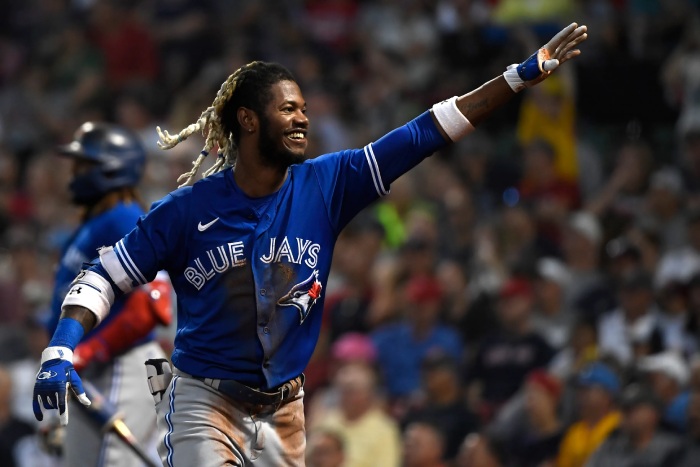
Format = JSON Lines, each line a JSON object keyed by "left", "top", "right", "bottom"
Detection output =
{"left": 190, "top": 373, "right": 304, "bottom": 407}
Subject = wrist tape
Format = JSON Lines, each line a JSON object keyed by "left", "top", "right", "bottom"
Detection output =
{"left": 503, "top": 64, "right": 526, "bottom": 93}
{"left": 41, "top": 346, "right": 74, "bottom": 363}
{"left": 48, "top": 318, "right": 85, "bottom": 352}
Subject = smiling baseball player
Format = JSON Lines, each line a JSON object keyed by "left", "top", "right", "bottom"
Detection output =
{"left": 33, "top": 23, "right": 587, "bottom": 466}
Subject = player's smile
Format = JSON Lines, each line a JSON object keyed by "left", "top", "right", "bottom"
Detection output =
{"left": 285, "top": 129, "right": 307, "bottom": 145}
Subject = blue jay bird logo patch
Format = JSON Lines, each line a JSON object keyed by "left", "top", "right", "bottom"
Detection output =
{"left": 278, "top": 270, "right": 323, "bottom": 324}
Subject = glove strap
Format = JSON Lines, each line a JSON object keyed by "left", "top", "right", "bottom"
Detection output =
{"left": 41, "top": 346, "right": 73, "bottom": 363}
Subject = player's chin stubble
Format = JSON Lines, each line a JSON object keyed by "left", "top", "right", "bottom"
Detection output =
{"left": 258, "top": 116, "right": 306, "bottom": 170}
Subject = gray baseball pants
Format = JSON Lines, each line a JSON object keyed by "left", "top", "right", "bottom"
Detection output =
{"left": 154, "top": 370, "right": 306, "bottom": 466}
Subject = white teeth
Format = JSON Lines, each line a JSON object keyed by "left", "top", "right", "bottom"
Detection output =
{"left": 288, "top": 132, "right": 305, "bottom": 140}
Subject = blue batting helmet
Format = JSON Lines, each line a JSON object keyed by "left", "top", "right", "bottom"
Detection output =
{"left": 58, "top": 122, "right": 146, "bottom": 205}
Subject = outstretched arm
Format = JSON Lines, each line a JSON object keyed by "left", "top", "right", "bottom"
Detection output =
{"left": 430, "top": 22, "right": 588, "bottom": 141}
{"left": 314, "top": 23, "right": 588, "bottom": 233}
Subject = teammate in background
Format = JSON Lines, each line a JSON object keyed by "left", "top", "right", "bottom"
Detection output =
{"left": 44, "top": 122, "right": 172, "bottom": 467}
{"left": 33, "top": 23, "right": 587, "bottom": 466}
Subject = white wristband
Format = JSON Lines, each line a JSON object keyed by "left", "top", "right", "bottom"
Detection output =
{"left": 431, "top": 96, "right": 475, "bottom": 142}
{"left": 41, "top": 346, "right": 73, "bottom": 363}
{"left": 61, "top": 270, "right": 115, "bottom": 325}
{"left": 503, "top": 64, "right": 526, "bottom": 93}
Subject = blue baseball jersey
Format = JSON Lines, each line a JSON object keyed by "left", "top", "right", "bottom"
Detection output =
{"left": 88, "top": 111, "right": 446, "bottom": 390}
{"left": 49, "top": 202, "right": 148, "bottom": 339}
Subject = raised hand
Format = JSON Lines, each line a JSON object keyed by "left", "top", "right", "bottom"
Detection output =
{"left": 504, "top": 22, "right": 588, "bottom": 91}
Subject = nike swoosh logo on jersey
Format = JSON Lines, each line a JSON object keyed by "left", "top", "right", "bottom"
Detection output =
{"left": 198, "top": 217, "right": 220, "bottom": 232}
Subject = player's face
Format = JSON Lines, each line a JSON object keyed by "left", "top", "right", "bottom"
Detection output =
{"left": 258, "top": 80, "right": 309, "bottom": 169}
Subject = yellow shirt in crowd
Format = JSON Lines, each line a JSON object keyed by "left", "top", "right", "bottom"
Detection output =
{"left": 556, "top": 411, "right": 621, "bottom": 467}
{"left": 517, "top": 76, "right": 578, "bottom": 183}
{"left": 317, "top": 407, "right": 401, "bottom": 467}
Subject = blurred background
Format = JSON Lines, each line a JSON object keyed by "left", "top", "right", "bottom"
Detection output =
{"left": 1, "top": 0, "right": 700, "bottom": 466}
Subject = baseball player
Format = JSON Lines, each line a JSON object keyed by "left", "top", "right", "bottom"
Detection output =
{"left": 33, "top": 23, "right": 587, "bottom": 466}
{"left": 42, "top": 122, "right": 172, "bottom": 467}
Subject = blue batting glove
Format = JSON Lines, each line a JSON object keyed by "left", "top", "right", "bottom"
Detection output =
{"left": 516, "top": 49, "right": 559, "bottom": 81}
{"left": 33, "top": 346, "right": 91, "bottom": 426}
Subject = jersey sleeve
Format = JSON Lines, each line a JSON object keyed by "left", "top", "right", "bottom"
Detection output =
{"left": 311, "top": 110, "right": 447, "bottom": 231}
{"left": 97, "top": 191, "right": 189, "bottom": 293}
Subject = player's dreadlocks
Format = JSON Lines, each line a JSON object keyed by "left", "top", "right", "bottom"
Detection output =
{"left": 156, "top": 61, "right": 296, "bottom": 187}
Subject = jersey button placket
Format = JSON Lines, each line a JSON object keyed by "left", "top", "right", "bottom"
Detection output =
{"left": 259, "top": 288, "right": 266, "bottom": 296}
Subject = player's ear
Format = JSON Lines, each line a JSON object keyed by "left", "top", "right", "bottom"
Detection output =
{"left": 237, "top": 108, "right": 257, "bottom": 134}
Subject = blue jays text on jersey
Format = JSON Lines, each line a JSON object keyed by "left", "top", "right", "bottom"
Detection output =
{"left": 184, "top": 235, "right": 321, "bottom": 291}
{"left": 63, "top": 110, "right": 447, "bottom": 390}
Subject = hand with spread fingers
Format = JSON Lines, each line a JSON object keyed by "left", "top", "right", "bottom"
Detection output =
{"left": 33, "top": 346, "right": 91, "bottom": 426}
{"left": 504, "top": 22, "right": 588, "bottom": 92}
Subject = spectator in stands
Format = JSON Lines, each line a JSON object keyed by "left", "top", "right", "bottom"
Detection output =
{"left": 678, "top": 388, "right": 700, "bottom": 467}
{"left": 549, "top": 317, "right": 600, "bottom": 382}
{"left": 466, "top": 277, "right": 554, "bottom": 422}
{"left": 401, "top": 421, "right": 447, "bottom": 467}
{"left": 518, "top": 139, "right": 581, "bottom": 253}
{"left": 655, "top": 209, "right": 700, "bottom": 293}
{"left": 402, "top": 352, "right": 479, "bottom": 462}
{"left": 638, "top": 351, "right": 691, "bottom": 433}
{"left": 604, "top": 236, "right": 646, "bottom": 286}
{"left": 311, "top": 362, "right": 401, "bottom": 467}
{"left": 145, "top": 0, "right": 217, "bottom": 92}
{"left": 638, "top": 167, "right": 687, "bottom": 252}
{"left": 561, "top": 211, "right": 606, "bottom": 312}
{"left": 598, "top": 270, "right": 660, "bottom": 365}
{"left": 88, "top": 0, "right": 159, "bottom": 90}
{"left": 455, "top": 432, "right": 509, "bottom": 467}
{"left": 677, "top": 128, "right": 700, "bottom": 209}
{"left": 372, "top": 273, "right": 462, "bottom": 404}
{"left": 326, "top": 214, "right": 385, "bottom": 341}
{"left": 516, "top": 70, "right": 579, "bottom": 184}
{"left": 557, "top": 362, "right": 622, "bottom": 467}
{"left": 587, "top": 383, "right": 685, "bottom": 467}
{"left": 306, "top": 332, "right": 377, "bottom": 427}
{"left": 655, "top": 280, "right": 697, "bottom": 356}
{"left": 586, "top": 141, "right": 653, "bottom": 225}
{"left": 306, "top": 428, "right": 346, "bottom": 467}
{"left": 533, "top": 257, "right": 575, "bottom": 350}
{"left": 661, "top": 18, "right": 700, "bottom": 143}
{"left": 512, "top": 369, "right": 565, "bottom": 466}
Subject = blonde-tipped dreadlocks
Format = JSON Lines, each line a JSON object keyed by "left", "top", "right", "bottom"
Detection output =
{"left": 156, "top": 61, "right": 297, "bottom": 187}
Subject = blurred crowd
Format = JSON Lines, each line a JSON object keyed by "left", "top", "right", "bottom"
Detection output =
{"left": 1, "top": 0, "right": 700, "bottom": 466}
